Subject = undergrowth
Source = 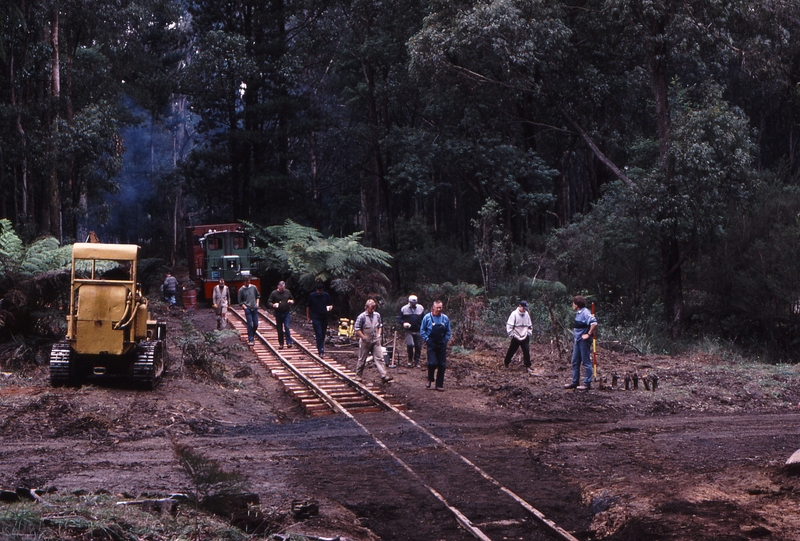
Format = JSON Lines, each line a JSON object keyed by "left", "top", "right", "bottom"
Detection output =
{"left": 0, "top": 492, "right": 253, "bottom": 541}
{"left": 176, "top": 319, "right": 243, "bottom": 383}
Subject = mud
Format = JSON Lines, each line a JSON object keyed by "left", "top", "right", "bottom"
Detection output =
{"left": 2, "top": 305, "right": 800, "bottom": 540}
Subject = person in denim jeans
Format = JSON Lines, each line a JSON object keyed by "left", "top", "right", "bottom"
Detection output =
{"left": 237, "top": 275, "right": 260, "bottom": 345}
{"left": 564, "top": 295, "right": 597, "bottom": 391}
{"left": 420, "top": 300, "right": 451, "bottom": 391}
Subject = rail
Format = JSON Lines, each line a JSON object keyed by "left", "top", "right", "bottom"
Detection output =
{"left": 228, "top": 306, "right": 579, "bottom": 541}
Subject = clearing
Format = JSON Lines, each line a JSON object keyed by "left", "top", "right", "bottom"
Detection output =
{"left": 2, "top": 304, "right": 800, "bottom": 540}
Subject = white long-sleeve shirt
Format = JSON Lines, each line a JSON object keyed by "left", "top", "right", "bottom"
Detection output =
{"left": 506, "top": 309, "right": 532, "bottom": 340}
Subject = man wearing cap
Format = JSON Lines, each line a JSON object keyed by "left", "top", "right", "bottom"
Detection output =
{"left": 306, "top": 282, "right": 333, "bottom": 356}
{"left": 399, "top": 295, "right": 425, "bottom": 367}
{"left": 504, "top": 300, "right": 533, "bottom": 372}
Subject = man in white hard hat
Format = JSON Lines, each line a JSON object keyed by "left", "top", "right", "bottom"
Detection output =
{"left": 399, "top": 295, "right": 425, "bottom": 367}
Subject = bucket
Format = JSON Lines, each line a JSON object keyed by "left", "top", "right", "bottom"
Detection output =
{"left": 182, "top": 288, "right": 197, "bottom": 310}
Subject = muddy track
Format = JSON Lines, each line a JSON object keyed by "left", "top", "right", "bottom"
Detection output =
{"left": 2, "top": 306, "right": 800, "bottom": 540}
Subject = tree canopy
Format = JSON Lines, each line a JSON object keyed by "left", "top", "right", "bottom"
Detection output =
{"left": 4, "top": 0, "right": 800, "bottom": 358}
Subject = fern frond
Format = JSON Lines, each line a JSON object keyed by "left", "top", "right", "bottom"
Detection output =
{"left": 0, "top": 219, "right": 24, "bottom": 276}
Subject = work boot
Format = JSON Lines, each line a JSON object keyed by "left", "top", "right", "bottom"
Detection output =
{"left": 576, "top": 383, "right": 591, "bottom": 391}
{"left": 564, "top": 382, "right": 578, "bottom": 389}
{"left": 381, "top": 375, "right": 393, "bottom": 384}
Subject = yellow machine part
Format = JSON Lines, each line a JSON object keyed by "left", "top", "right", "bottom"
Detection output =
{"left": 338, "top": 318, "right": 355, "bottom": 338}
{"left": 75, "top": 284, "right": 129, "bottom": 355}
{"left": 135, "top": 303, "right": 149, "bottom": 340}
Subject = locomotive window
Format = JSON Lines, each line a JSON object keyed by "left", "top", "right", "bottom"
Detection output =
{"left": 233, "top": 236, "right": 245, "bottom": 249}
{"left": 207, "top": 237, "right": 222, "bottom": 251}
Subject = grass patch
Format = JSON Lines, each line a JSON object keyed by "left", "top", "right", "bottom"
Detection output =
{"left": 0, "top": 492, "right": 258, "bottom": 540}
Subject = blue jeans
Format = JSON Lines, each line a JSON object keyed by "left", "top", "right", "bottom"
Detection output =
{"left": 311, "top": 317, "right": 327, "bottom": 355}
{"left": 571, "top": 338, "right": 593, "bottom": 384}
{"left": 275, "top": 311, "right": 293, "bottom": 347}
{"left": 426, "top": 344, "right": 447, "bottom": 388}
{"left": 245, "top": 307, "right": 259, "bottom": 342}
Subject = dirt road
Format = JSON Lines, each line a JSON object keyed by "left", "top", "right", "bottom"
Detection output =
{"left": 2, "top": 306, "right": 800, "bottom": 540}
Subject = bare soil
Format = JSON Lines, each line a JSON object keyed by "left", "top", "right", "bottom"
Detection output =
{"left": 2, "top": 303, "right": 800, "bottom": 540}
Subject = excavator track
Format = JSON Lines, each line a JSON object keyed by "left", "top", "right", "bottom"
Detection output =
{"left": 49, "top": 341, "right": 72, "bottom": 386}
{"left": 133, "top": 340, "right": 165, "bottom": 390}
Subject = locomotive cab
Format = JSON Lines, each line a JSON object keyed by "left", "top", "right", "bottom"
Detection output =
{"left": 186, "top": 224, "right": 261, "bottom": 299}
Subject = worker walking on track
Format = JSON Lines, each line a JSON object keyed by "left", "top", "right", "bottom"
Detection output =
{"left": 355, "top": 299, "right": 393, "bottom": 384}
{"left": 237, "top": 275, "right": 260, "bottom": 346}
{"left": 268, "top": 281, "right": 295, "bottom": 349}
{"left": 212, "top": 278, "right": 230, "bottom": 330}
{"left": 306, "top": 282, "right": 333, "bottom": 356}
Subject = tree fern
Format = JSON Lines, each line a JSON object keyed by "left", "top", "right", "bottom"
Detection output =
{"left": 242, "top": 219, "right": 393, "bottom": 290}
{"left": 0, "top": 220, "right": 72, "bottom": 279}
{"left": 0, "top": 219, "right": 24, "bottom": 277}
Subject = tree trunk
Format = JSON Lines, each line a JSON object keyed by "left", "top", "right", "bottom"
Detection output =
{"left": 649, "top": 12, "right": 682, "bottom": 337}
{"left": 45, "top": 2, "right": 62, "bottom": 241}
{"left": 661, "top": 236, "right": 683, "bottom": 339}
{"left": 362, "top": 59, "right": 382, "bottom": 247}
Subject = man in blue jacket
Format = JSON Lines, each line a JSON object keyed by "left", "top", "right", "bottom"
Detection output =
{"left": 420, "top": 300, "right": 451, "bottom": 391}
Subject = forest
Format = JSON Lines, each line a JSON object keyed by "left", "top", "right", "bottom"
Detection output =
{"left": 3, "top": 0, "right": 800, "bottom": 360}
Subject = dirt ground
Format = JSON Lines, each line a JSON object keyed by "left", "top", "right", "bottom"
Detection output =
{"left": 2, "top": 303, "right": 800, "bottom": 541}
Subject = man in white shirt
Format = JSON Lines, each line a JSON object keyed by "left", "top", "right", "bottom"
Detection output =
{"left": 504, "top": 300, "right": 533, "bottom": 372}
{"left": 212, "top": 278, "right": 230, "bottom": 329}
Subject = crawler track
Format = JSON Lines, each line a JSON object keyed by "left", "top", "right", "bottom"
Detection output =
{"left": 229, "top": 306, "right": 579, "bottom": 541}
{"left": 228, "top": 307, "right": 406, "bottom": 415}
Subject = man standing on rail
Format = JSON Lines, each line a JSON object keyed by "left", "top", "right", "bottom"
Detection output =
{"left": 306, "top": 282, "right": 333, "bottom": 356}
{"left": 399, "top": 295, "right": 424, "bottom": 368}
{"left": 355, "top": 299, "right": 393, "bottom": 384}
{"left": 268, "top": 281, "right": 295, "bottom": 349}
{"left": 238, "top": 274, "right": 260, "bottom": 345}
{"left": 212, "top": 277, "right": 231, "bottom": 330}
{"left": 420, "top": 300, "right": 451, "bottom": 391}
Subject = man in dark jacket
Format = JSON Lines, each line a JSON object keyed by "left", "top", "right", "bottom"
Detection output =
{"left": 268, "top": 281, "right": 294, "bottom": 349}
{"left": 162, "top": 272, "right": 178, "bottom": 308}
{"left": 306, "top": 283, "right": 332, "bottom": 356}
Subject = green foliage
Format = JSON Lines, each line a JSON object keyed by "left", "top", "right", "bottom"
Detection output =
{"left": 244, "top": 219, "right": 394, "bottom": 314}
{"left": 246, "top": 220, "right": 391, "bottom": 285}
{"left": 418, "top": 281, "right": 485, "bottom": 347}
{"left": 177, "top": 320, "right": 241, "bottom": 383}
{"left": 472, "top": 199, "right": 509, "bottom": 293}
{"left": 0, "top": 492, "right": 255, "bottom": 541}
{"left": 0, "top": 505, "right": 41, "bottom": 537}
{"left": 0, "top": 219, "right": 69, "bottom": 278}
{"left": 393, "top": 215, "right": 481, "bottom": 289}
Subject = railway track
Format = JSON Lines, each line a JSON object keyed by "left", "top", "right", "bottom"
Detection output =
{"left": 228, "top": 307, "right": 406, "bottom": 415}
{"left": 228, "top": 306, "right": 578, "bottom": 541}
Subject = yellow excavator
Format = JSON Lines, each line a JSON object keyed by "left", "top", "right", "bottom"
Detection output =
{"left": 49, "top": 243, "right": 167, "bottom": 389}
